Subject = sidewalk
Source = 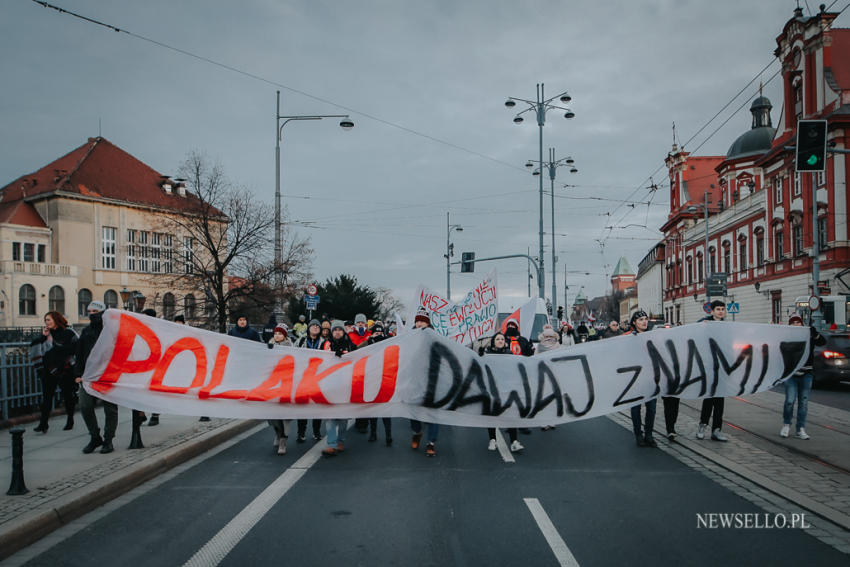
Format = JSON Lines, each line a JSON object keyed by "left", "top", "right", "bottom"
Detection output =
{"left": 0, "top": 411, "right": 255, "bottom": 560}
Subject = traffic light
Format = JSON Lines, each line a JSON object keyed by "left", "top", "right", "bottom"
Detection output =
{"left": 460, "top": 252, "right": 475, "bottom": 273}
{"left": 796, "top": 120, "right": 827, "bottom": 172}
{"left": 557, "top": 306, "right": 564, "bottom": 320}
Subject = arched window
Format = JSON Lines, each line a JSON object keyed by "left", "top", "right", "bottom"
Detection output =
{"left": 104, "top": 289, "right": 118, "bottom": 309}
{"left": 184, "top": 293, "right": 196, "bottom": 319}
{"left": 163, "top": 292, "right": 176, "bottom": 320}
{"left": 49, "top": 285, "right": 65, "bottom": 314}
{"left": 78, "top": 289, "right": 92, "bottom": 318}
{"left": 19, "top": 284, "right": 36, "bottom": 316}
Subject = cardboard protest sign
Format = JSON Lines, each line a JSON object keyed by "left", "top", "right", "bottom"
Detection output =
{"left": 83, "top": 311, "right": 809, "bottom": 428}
{"left": 410, "top": 270, "right": 498, "bottom": 345}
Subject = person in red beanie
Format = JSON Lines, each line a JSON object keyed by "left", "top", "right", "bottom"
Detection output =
{"left": 410, "top": 310, "right": 439, "bottom": 456}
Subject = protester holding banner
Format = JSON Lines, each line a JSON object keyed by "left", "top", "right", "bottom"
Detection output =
{"left": 323, "top": 320, "right": 356, "bottom": 456}
{"left": 781, "top": 315, "right": 826, "bottom": 440}
{"left": 536, "top": 325, "right": 562, "bottom": 353}
{"left": 320, "top": 319, "right": 331, "bottom": 340}
{"left": 348, "top": 313, "right": 372, "bottom": 347}
{"left": 361, "top": 323, "right": 393, "bottom": 445}
{"left": 483, "top": 333, "right": 524, "bottom": 452}
{"left": 267, "top": 326, "right": 293, "bottom": 455}
{"left": 697, "top": 301, "right": 729, "bottom": 442}
{"left": 624, "top": 310, "right": 658, "bottom": 448}
{"left": 410, "top": 310, "right": 439, "bottom": 457}
{"left": 75, "top": 301, "right": 117, "bottom": 454}
{"left": 504, "top": 321, "right": 533, "bottom": 356}
{"left": 295, "top": 319, "right": 325, "bottom": 443}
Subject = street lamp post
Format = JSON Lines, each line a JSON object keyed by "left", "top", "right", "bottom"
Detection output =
{"left": 527, "top": 148, "right": 577, "bottom": 311}
{"left": 445, "top": 212, "right": 463, "bottom": 300}
{"left": 275, "top": 90, "right": 353, "bottom": 319}
{"left": 506, "top": 84, "right": 574, "bottom": 301}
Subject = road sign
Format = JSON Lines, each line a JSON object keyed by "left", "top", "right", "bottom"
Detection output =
{"left": 706, "top": 272, "right": 728, "bottom": 297}
{"left": 306, "top": 284, "right": 318, "bottom": 296}
{"left": 726, "top": 302, "right": 740, "bottom": 314}
{"left": 703, "top": 302, "right": 712, "bottom": 314}
{"left": 305, "top": 295, "right": 320, "bottom": 310}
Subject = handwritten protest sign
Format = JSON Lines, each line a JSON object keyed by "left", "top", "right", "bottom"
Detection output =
{"left": 410, "top": 270, "right": 498, "bottom": 345}
{"left": 83, "top": 311, "right": 809, "bottom": 427}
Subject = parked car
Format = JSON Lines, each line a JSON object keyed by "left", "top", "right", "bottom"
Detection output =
{"left": 813, "top": 331, "right": 850, "bottom": 387}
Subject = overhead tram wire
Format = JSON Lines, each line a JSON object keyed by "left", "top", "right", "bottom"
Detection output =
{"left": 28, "top": 0, "right": 528, "bottom": 176}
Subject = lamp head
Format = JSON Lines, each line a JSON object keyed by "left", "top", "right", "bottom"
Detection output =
{"left": 525, "top": 161, "right": 534, "bottom": 168}
{"left": 564, "top": 111, "right": 575, "bottom": 119}
{"left": 513, "top": 116, "right": 524, "bottom": 124}
{"left": 504, "top": 99, "right": 516, "bottom": 108}
{"left": 566, "top": 157, "right": 574, "bottom": 164}
{"left": 570, "top": 167, "right": 578, "bottom": 173}
{"left": 339, "top": 118, "right": 354, "bottom": 130}
{"left": 560, "top": 94, "right": 572, "bottom": 103}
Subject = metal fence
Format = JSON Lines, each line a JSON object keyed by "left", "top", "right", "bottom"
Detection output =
{"left": 0, "top": 342, "right": 45, "bottom": 421}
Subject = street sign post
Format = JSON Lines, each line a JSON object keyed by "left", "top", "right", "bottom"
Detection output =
{"left": 706, "top": 273, "right": 728, "bottom": 297}
{"left": 726, "top": 302, "right": 740, "bottom": 314}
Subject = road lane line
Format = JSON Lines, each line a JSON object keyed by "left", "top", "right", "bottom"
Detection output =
{"left": 523, "top": 498, "right": 580, "bottom": 567}
{"left": 495, "top": 428, "right": 515, "bottom": 463}
{"left": 182, "top": 420, "right": 350, "bottom": 567}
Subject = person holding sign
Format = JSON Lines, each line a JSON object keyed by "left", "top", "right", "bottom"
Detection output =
{"left": 295, "top": 319, "right": 325, "bottom": 443}
{"left": 782, "top": 315, "right": 826, "bottom": 440}
{"left": 697, "top": 301, "right": 729, "bottom": 442}
{"left": 267, "top": 326, "right": 293, "bottom": 455}
{"left": 410, "top": 310, "right": 439, "bottom": 457}
{"left": 624, "top": 310, "right": 658, "bottom": 448}
{"left": 483, "top": 332, "right": 524, "bottom": 452}
{"left": 322, "top": 320, "right": 356, "bottom": 456}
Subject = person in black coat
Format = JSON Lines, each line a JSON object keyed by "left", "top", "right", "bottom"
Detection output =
{"left": 31, "top": 310, "right": 78, "bottom": 433}
{"left": 360, "top": 324, "right": 392, "bottom": 445}
{"left": 483, "top": 332, "right": 524, "bottom": 452}
{"left": 228, "top": 314, "right": 262, "bottom": 342}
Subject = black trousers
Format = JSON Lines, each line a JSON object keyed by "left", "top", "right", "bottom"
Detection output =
{"left": 38, "top": 370, "right": 76, "bottom": 426}
{"left": 699, "top": 397, "right": 725, "bottom": 430}
{"left": 488, "top": 428, "right": 518, "bottom": 442}
{"left": 297, "top": 419, "right": 322, "bottom": 437}
{"left": 369, "top": 417, "right": 392, "bottom": 437}
{"left": 662, "top": 397, "right": 680, "bottom": 434}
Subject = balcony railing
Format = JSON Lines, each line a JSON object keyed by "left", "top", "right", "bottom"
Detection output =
{"left": 0, "top": 261, "right": 77, "bottom": 277}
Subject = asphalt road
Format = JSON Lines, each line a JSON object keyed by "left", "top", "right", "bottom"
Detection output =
{"left": 14, "top": 418, "right": 846, "bottom": 567}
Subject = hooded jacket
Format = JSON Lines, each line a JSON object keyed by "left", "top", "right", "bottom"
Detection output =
{"left": 228, "top": 317, "right": 262, "bottom": 342}
{"left": 74, "top": 311, "right": 104, "bottom": 377}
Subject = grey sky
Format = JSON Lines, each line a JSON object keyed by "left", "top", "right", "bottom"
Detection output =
{"left": 2, "top": 0, "right": 845, "bottom": 312}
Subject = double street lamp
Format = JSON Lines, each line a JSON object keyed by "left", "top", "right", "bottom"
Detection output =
{"left": 120, "top": 287, "right": 146, "bottom": 312}
{"left": 506, "top": 84, "right": 575, "bottom": 301}
{"left": 445, "top": 212, "right": 463, "bottom": 300}
{"left": 275, "top": 90, "right": 353, "bottom": 319}
{"left": 527, "top": 148, "right": 577, "bottom": 311}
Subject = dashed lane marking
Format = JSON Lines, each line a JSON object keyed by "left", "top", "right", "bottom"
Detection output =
{"left": 524, "top": 498, "right": 580, "bottom": 567}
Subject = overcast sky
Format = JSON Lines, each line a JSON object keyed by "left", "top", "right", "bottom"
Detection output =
{"left": 2, "top": 0, "right": 846, "bottom": 313}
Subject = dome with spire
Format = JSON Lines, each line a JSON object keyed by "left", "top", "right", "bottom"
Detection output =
{"left": 726, "top": 96, "right": 776, "bottom": 160}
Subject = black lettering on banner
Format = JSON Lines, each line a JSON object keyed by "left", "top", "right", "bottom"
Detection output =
{"left": 529, "top": 362, "right": 564, "bottom": 418}
{"left": 675, "top": 340, "right": 707, "bottom": 396}
{"left": 486, "top": 363, "right": 532, "bottom": 417}
{"left": 709, "top": 339, "right": 753, "bottom": 397}
{"left": 741, "top": 344, "right": 769, "bottom": 395}
{"left": 447, "top": 358, "right": 492, "bottom": 414}
{"left": 548, "top": 354, "right": 595, "bottom": 417}
{"left": 423, "top": 342, "right": 462, "bottom": 408}
{"left": 778, "top": 341, "right": 808, "bottom": 382}
{"left": 646, "top": 340, "right": 677, "bottom": 397}
{"left": 614, "top": 366, "right": 643, "bottom": 407}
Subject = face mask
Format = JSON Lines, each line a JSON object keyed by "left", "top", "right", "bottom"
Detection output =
{"left": 89, "top": 312, "right": 103, "bottom": 325}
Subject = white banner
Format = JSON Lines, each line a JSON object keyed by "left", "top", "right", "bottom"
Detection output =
{"left": 409, "top": 270, "right": 498, "bottom": 345}
{"left": 82, "top": 311, "right": 810, "bottom": 427}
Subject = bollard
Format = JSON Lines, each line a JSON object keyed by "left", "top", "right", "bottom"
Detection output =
{"left": 128, "top": 410, "right": 145, "bottom": 449}
{"left": 7, "top": 428, "right": 29, "bottom": 495}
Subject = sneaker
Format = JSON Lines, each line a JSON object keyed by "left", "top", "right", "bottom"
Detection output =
{"left": 277, "top": 438, "right": 287, "bottom": 455}
{"left": 322, "top": 447, "right": 337, "bottom": 457}
{"left": 425, "top": 443, "right": 436, "bottom": 457}
{"left": 274, "top": 434, "right": 281, "bottom": 447}
{"left": 510, "top": 440, "right": 524, "bottom": 452}
{"left": 100, "top": 439, "right": 114, "bottom": 454}
{"left": 711, "top": 428, "right": 728, "bottom": 442}
{"left": 313, "top": 433, "right": 322, "bottom": 441}
{"left": 296, "top": 434, "right": 306, "bottom": 443}
{"left": 488, "top": 439, "right": 497, "bottom": 451}
{"left": 644, "top": 437, "right": 658, "bottom": 448}
{"left": 667, "top": 431, "right": 677, "bottom": 442}
{"left": 336, "top": 442, "right": 345, "bottom": 453}
{"left": 411, "top": 432, "right": 423, "bottom": 450}
{"left": 696, "top": 424, "right": 707, "bottom": 440}
{"left": 82, "top": 435, "right": 103, "bottom": 454}
{"left": 796, "top": 428, "right": 810, "bottom": 440}
{"left": 635, "top": 435, "right": 646, "bottom": 447}
{"left": 780, "top": 424, "right": 790, "bottom": 438}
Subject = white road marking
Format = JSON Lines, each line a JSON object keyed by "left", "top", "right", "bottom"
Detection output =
{"left": 523, "top": 498, "right": 580, "bottom": 567}
{"left": 495, "top": 428, "right": 515, "bottom": 463}
{"left": 182, "top": 420, "right": 349, "bottom": 567}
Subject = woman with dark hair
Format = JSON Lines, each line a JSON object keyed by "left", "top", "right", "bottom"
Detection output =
{"left": 31, "top": 311, "right": 78, "bottom": 433}
{"left": 483, "top": 332, "right": 523, "bottom": 452}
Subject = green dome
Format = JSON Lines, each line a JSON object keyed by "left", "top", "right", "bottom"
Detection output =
{"left": 726, "top": 126, "right": 776, "bottom": 159}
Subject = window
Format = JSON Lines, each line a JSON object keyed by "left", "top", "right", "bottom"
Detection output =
{"left": 772, "top": 291, "right": 783, "bottom": 324}
{"left": 163, "top": 234, "right": 173, "bottom": 274}
{"left": 12, "top": 242, "right": 20, "bottom": 261}
{"left": 687, "top": 257, "right": 693, "bottom": 285}
{"left": 184, "top": 294, "right": 196, "bottom": 319}
{"left": 697, "top": 254, "right": 704, "bottom": 283}
{"left": 151, "top": 233, "right": 162, "bottom": 273}
{"left": 817, "top": 217, "right": 828, "bottom": 250}
{"left": 19, "top": 284, "right": 35, "bottom": 315}
{"left": 102, "top": 226, "right": 116, "bottom": 269}
{"left": 817, "top": 170, "right": 825, "bottom": 187}
{"left": 793, "top": 174, "right": 801, "bottom": 198}
{"left": 163, "top": 292, "right": 175, "bottom": 320}
{"left": 23, "top": 243, "right": 35, "bottom": 262}
{"left": 37, "top": 244, "right": 46, "bottom": 263}
{"left": 792, "top": 224, "right": 803, "bottom": 256}
{"left": 756, "top": 235, "right": 765, "bottom": 266}
{"left": 104, "top": 289, "right": 118, "bottom": 309}
{"left": 723, "top": 246, "right": 731, "bottom": 274}
{"left": 775, "top": 178, "right": 784, "bottom": 204}
{"left": 793, "top": 82, "right": 803, "bottom": 119}
{"left": 709, "top": 250, "right": 716, "bottom": 275}
{"left": 78, "top": 289, "right": 92, "bottom": 318}
{"left": 127, "top": 229, "right": 137, "bottom": 272}
{"left": 138, "top": 231, "right": 149, "bottom": 273}
{"left": 48, "top": 285, "right": 65, "bottom": 314}
{"left": 183, "top": 237, "right": 194, "bottom": 274}
{"left": 775, "top": 230, "right": 784, "bottom": 259}
{"left": 739, "top": 240, "right": 747, "bottom": 272}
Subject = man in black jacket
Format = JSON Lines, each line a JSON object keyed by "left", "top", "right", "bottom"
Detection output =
{"left": 75, "top": 301, "right": 118, "bottom": 454}
{"left": 697, "top": 300, "right": 729, "bottom": 442}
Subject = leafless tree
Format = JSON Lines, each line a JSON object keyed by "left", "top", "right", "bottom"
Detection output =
{"left": 153, "top": 151, "right": 313, "bottom": 332}
{"left": 375, "top": 287, "right": 406, "bottom": 321}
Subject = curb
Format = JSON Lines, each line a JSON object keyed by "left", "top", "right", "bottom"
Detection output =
{"left": 0, "top": 419, "right": 257, "bottom": 560}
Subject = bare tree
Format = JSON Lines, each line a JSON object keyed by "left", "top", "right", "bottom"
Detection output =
{"left": 375, "top": 287, "right": 405, "bottom": 321}
{"left": 154, "top": 151, "right": 313, "bottom": 332}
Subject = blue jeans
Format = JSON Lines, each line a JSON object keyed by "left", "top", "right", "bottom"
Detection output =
{"left": 631, "top": 399, "right": 657, "bottom": 439}
{"left": 410, "top": 420, "right": 439, "bottom": 443}
{"left": 783, "top": 373, "right": 812, "bottom": 430}
{"left": 325, "top": 419, "right": 347, "bottom": 448}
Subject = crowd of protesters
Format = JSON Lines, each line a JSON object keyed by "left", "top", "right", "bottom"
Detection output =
{"left": 27, "top": 298, "right": 823, "bottom": 460}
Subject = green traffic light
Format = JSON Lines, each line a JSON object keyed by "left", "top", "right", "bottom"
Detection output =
{"left": 807, "top": 154, "right": 819, "bottom": 165}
